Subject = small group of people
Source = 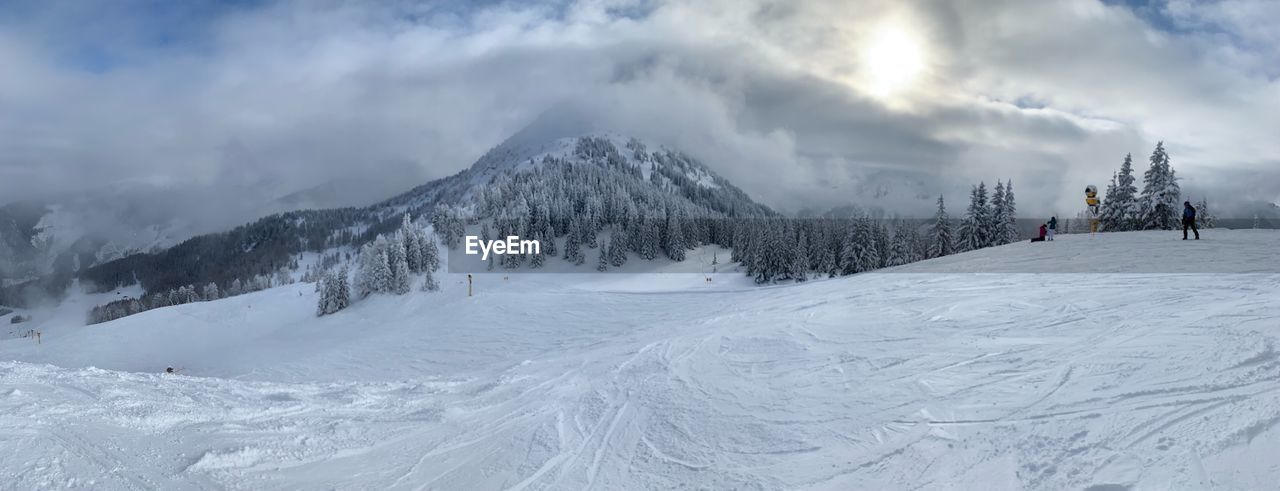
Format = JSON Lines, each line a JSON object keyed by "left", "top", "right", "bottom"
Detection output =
{"left": 1030, "top": 216, "right": 1058, "bottom": 243}
{"left": 1028, "top": 201, "right": 1201, "bottom": 242}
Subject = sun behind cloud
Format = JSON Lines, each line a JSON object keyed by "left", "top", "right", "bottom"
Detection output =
{"left": 860, "top": 24, "right": 927, "bottom": 99}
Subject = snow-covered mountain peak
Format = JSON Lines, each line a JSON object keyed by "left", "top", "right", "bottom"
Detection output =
{"left": 468, "top": 130, "right": 726, "bottom": 192}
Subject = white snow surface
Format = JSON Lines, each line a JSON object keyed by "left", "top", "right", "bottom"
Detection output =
{"left": 3, "top": 230, "right": 1280, "bottom": 490}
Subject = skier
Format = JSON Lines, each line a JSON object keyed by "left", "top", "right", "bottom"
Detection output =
{"left": 1182, "top": 201, "right": 1200, "bottom": 240}
{"left": 1047, "top": 216, "right": 1057, "bottom": 241}
{"left": 1030, "top": 223, "right": 1048, "bottom": 243}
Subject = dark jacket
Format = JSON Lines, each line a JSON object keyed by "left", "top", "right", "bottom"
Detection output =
{"left": 1048, "top": 217, "right": 1057, "bottom": 230}
{"left": 1183, "top": 204, "right": 1197, "bottom": 220}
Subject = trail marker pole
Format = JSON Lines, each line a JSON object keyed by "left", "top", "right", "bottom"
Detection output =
{"left": 468, "top": 274, "right": 473, "bottom": 297}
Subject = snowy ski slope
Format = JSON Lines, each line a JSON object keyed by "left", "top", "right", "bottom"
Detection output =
{"left": 2, "top": 230, "right": 1279, "bottom": 489}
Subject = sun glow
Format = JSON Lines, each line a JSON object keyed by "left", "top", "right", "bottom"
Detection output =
{"left": 861, "top": 26, "right": 926, "bottom": 98}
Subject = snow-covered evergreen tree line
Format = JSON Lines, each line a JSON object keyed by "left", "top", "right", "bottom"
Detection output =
{"left": 88, "top": 273, "right": 285, "bottom": 325}
{"left": 1100, "top": 142, "right": 1190, "bottom": 232}
{"left": 320, "top": 213, "right": 443, "bottom": 316}
{"left": 436, "top": 136, "right": 1027, "bottom": 284}
{"left": 729, "top": 178, "right": 1013, "bottom": 284}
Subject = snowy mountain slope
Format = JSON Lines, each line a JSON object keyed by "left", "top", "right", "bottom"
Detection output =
{"left": 3, "top": 230, "right": 1280, "bottom": 489}
{"left": 64, "top": 128, "right": 769, "bottom": 312}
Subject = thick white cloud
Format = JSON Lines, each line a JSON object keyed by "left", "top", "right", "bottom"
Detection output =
{"left": 0, "top": 0, "right": 1276, "bottom": 219}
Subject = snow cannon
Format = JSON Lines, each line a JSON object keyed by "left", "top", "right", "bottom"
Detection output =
{"left": 1085, "top": 185, "right": 1100, "bottom": 233}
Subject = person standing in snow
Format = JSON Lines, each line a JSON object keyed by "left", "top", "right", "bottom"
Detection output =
{"left": 1182, "top": 201, "right": 1200, "bottom": 240}
{"left": 1047, "top": 216, "right": 1057, "bottom": 241}
{"left": 1030, "top": 223, "right": 1048, "bottom": 243}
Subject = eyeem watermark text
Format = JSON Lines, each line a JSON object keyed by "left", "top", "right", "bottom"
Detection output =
{"left": 465, "top": 235, "right": 541, "bottom": 260}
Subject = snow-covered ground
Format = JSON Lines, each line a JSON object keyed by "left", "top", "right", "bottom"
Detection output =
{"left": 2, "top": 230, "right": 1279, "bottom": 489}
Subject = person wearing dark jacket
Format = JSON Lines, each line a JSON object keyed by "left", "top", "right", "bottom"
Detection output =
{"left": 1047, "top": 216, "right": 1057, "bottom": 241}
{"left": 1182, "top": 201, "right": 1200, "bottom": 240}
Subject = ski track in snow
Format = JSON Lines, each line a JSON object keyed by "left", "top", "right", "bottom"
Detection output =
{"left": 2, "top": 230, "right": 1280, "bottom": 489}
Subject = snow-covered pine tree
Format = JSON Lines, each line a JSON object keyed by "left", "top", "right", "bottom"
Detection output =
{"left": 564, "top": 220, "right": 583, "bottom": 265}
{"left": 1092, "top": 154, "right": 1142, "bottom": 232}
{"left": 202, "top": 282, "right": 219, "bottom": 301}
{"left": 421, "top": 229, "right": 440, "bottom": 273}
{"left": 752, "top": 221, "right": 785, "bottom": 284}
{"left": 1114, "top": 153, "right": 1140, "bottom": 230}
{"left": 355, "top": 238, "right": 393, "bottom": 297}
{"left": 581, "top": 213, "right": 599, "bottom": 249}
{"left": 335, "top": 265, "right": 350, "bottom": 309}
{"left": 597, "top": 245, "right": 608, "bottom": 272}
{"left": 608, "top": 227, "right": 628, "bottom": 267}
{"left": 1100, "top": 172, "right": 1123, "bottom": 232}
{"left": 888, "top": 228, "right": 912, "bottom": 266}
{"left": 274, "top": 269, "right": 292, "bottom": 287}
{"left": 906, "top": 226, "right": 926, "bottom": 263}
{"left": 528, "top": 228, "right": 546, "bottom": 269}
{"left": 1195, "top": 197, "right": 1215, "bottom": 229}
{"left": 638, "top": 216, "right": 659, "bottom": 261}
{"left": 871, "top": 221, "right": 891, "bottom": 269}
{"left": 929, "top": 195, "right": 955, "bottom": 258}
{"left": 388, "top": 236, "right": 412, "bottom": 295}
{"left": 803, "top": 225, "right": 823, "bottom": 273}
{"left": 1138, "top": 142, "right": 1181, "bottom": 230}
{"left": 840, "top": 217, "right": 879, "bottom": 274}
{"left": 539, "top": 221, "right": 556, "bottom": 257}
{"left": 317, "top": 266, "right": 352, "bottom": 316}
{"left": 975, "top": 182, "right": 992, "bottom": 248}
{"left": 402, "top": 214, "right": 421, "bottom": 274}
{"left": 838, "top": 225, "right": 858, "bottom": 275}
{"left": 431, "top": 204, "right": 467, "bottom": 250}
{"left": 501, "top": 223, "right": 523, "bottom": 270}
{"left": 990, "top": 181, "right": 1009, "bottom": 246}
{"left": 957, "top": 184, "right": 991, "bottom": 252}
{"left": 316, "top": 271, "right": 333, "bottom": 316}
{"left": 421, "top": 262, "right": 439, "bottom": 292}
{"left": 819, "top": 241, "right": 838, "bottom": 278}
{"left": 664, "top": 212, "right": 686, "bottom": 261}
{"left": 729, "top": 222, "right": 747, "bottom": 264}
{"left": 1003, "top": 181, "right": 1019, "bottom": 243}
{"left": 791, "top": 228, "right": 809, "bottom": 282}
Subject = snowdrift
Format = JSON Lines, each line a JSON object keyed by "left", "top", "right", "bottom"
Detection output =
{"left": 2, "top": 230, "right": 1279, "bottom": 489}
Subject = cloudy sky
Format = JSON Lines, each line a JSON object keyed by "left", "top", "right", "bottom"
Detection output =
{"left": 2, "top": 0, "right": 1278, "bottom": 218}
